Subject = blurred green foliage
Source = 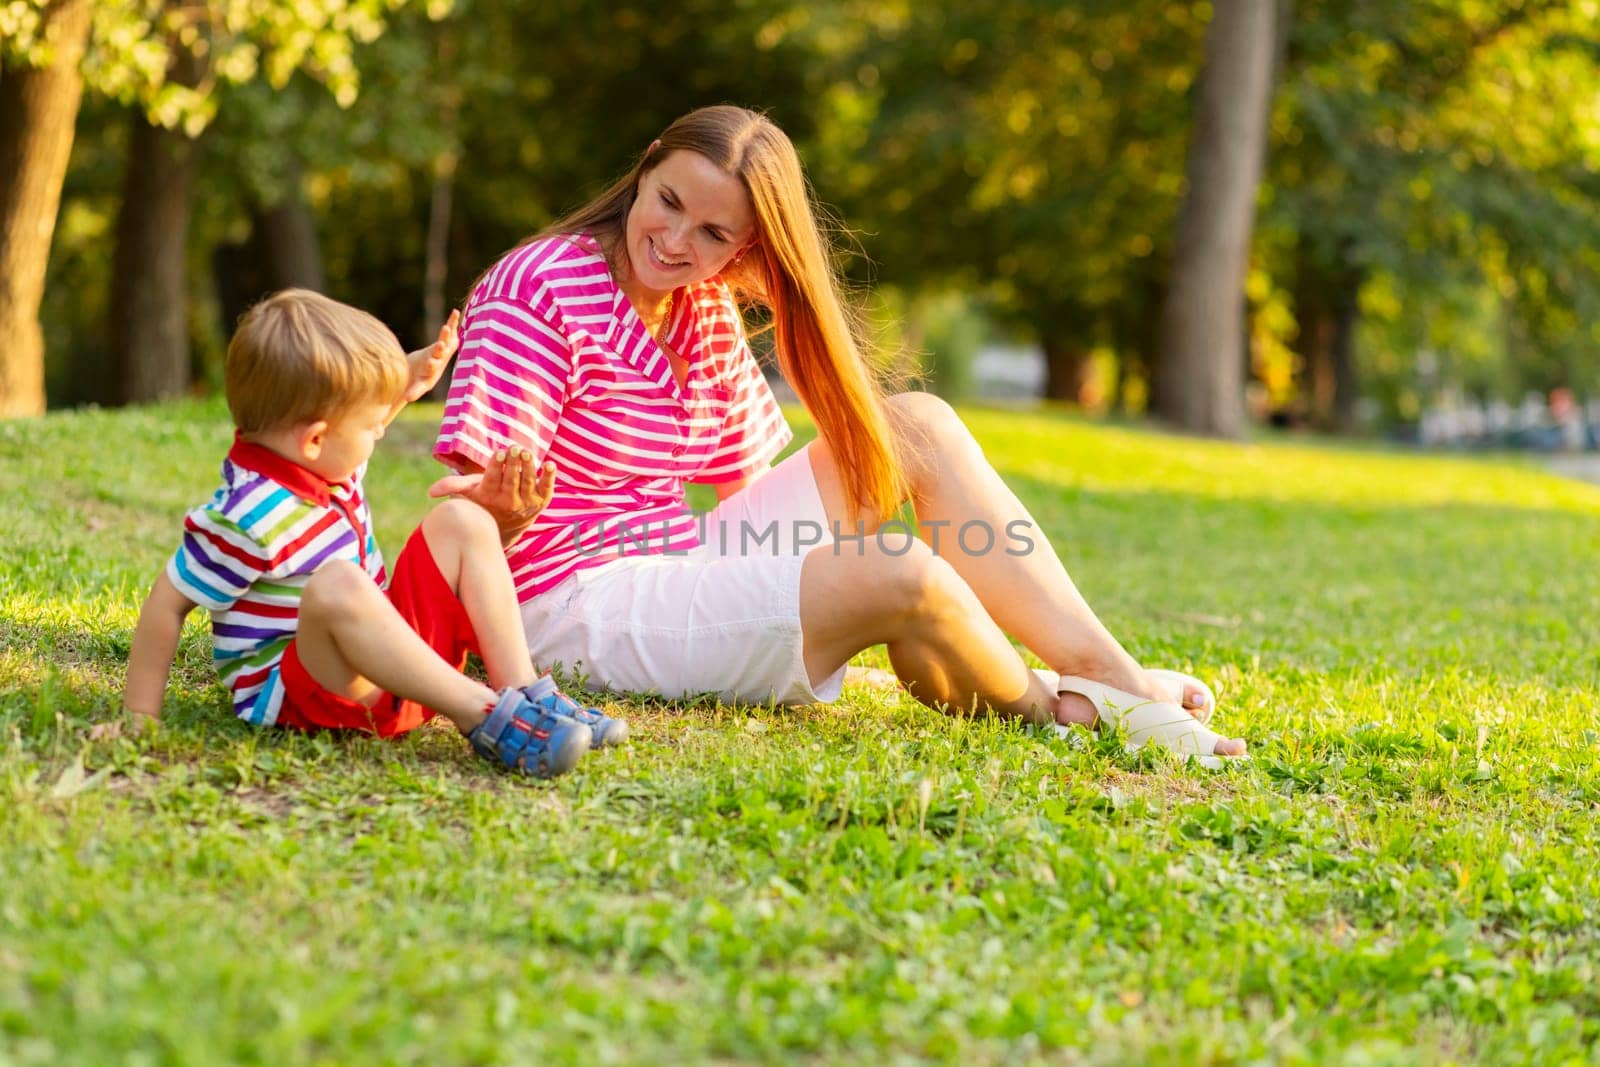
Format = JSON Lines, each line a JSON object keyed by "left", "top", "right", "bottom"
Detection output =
{"left": 1263, "top": 0, "right": 1600, "bottom": 421}
{"left": 29, "top": 0, "right": 1600, "bottom": 422}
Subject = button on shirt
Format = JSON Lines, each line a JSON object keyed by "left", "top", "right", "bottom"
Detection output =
{"left": 433, "top": 234, "right": 792, "bottom": 600}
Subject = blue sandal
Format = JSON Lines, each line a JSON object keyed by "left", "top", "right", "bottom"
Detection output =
{"left": 527, "top": 682, "right": 629, "bottom": 748}
{"left": 468, "top": 681, "right": 592, "bottom": 778}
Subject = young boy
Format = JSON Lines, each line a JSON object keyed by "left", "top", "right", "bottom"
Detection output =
{"left": 119, "top": 289, "right": 627, "bottom": 778}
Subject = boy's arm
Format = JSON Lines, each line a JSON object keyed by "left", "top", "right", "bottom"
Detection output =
{"left": 391, "top": 309, "right": 461, "bottom": 423}
{"left": 122, "top": 571, "right": 198, "bottom": 722}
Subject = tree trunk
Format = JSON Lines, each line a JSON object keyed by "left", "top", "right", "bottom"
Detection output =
{"left": 254, "top": 163, "right": 325, "bottom": 292}
{"left": 1104, "top": 269, "right": 1151, "bottom": 413}
{"left": 0, "top": 0, "right": 92, "bottom": 417}
{"left": 1042, "top": 335, "right": 1090, "bottom": 403}
{"left": 1293, "top": 268, "right": 1335, "bottom": 427}
{"left": 1329, "top": 268, "right": 1363, "bottom": 432}
{"left": 1304, "top": 308, "right": 1335, "bottom": 426}
{"left": 213, "top": 166, "right": 324, "bottom": 337}
{"left": 1293, "top": 249, "right": 1364, "bottom": 432}
{"left": 108, "top": 50, "right": 203, "bottom": 405}
{"left": 424, "top": 151, "right": 457, "bottom": 399}
{"left": 1153, "top": 0, "right": 1282, "bottom": 437}
{"left": 212, "top": 234, "right": 270, "bottom": 340}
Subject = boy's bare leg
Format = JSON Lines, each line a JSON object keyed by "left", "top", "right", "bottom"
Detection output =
{"left": 414, "top": 499, "right": 539, "bottom": 691}
{"left": 294, "top": 559, "right": 495, "bottom": 734}
{"left": 293, "top": 499, "right": 541, "bottom": 735}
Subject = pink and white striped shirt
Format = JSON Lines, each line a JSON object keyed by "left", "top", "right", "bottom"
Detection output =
{"left": 434, "top": 233, "right": 792, "bottom": 599}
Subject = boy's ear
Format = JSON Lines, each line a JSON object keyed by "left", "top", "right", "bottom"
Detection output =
{"left": 296, "top": 420, "right": 329, "bottom": 460}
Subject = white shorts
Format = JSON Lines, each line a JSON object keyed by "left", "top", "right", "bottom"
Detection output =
{"left": 521, "top": 446, "right": 848, "bottom": 706}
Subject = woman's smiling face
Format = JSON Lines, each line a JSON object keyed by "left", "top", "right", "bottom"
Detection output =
{"left": 624, "top": 149, "right": 756, "bottom": 298}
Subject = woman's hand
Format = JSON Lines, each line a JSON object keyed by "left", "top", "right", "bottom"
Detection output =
{"left": 429, "top": 449, "right": 557, "bottom": 544}
{"left": 404, "top": 309, "right": 461, "bottom": 402}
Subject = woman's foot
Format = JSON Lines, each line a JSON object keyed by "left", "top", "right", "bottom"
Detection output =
{"left": 1053, "top": 675, "right": 1247, "bottom": 766}
{"left": 1046, "top": 669, "right": 1246, "bottom": 757}
{"left": 1147, "top": 669, "right": 1213, "bottom": 717}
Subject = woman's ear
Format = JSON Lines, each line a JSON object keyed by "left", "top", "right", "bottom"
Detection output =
{"left": 644, "top": 138, "right": 662, "bottom": 157}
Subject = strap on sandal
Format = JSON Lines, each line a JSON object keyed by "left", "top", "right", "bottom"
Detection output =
{"left": 1052, "top": 674, "right": 1234, "bottom": 769}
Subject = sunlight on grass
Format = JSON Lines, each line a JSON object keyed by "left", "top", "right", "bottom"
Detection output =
{"left": 3, "top": 400, "right": 1599, "bottom": 1064}
{"left": 962, "top": 406, "right": 1600, "bottom": 512}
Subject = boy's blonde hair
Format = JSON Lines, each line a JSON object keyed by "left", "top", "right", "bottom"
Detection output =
{"left": 225, "top": 289, "right": 407, "bottom": 433}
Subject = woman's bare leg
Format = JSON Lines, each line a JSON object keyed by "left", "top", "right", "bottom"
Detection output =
{"left": 799, "top": 538, "right": 1060, "bottom": 723}
{"left": 807, "top": 396, "right": 1244, "bottom": 754}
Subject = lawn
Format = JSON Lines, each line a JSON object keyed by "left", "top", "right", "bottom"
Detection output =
{"left": 3, "top": 398, "right": 1599, "bottom": 1065}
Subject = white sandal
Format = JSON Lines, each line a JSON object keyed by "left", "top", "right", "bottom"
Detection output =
{"left": 1147, "top": 668, "right": 1217, "bottom": 725}
{"left": 1034, "top": 668, "right": 1219, "bottom": 724}
{"left": 1036, "top": 670, "right": 1237, "bottom": 769}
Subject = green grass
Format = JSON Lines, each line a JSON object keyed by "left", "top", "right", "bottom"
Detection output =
{"left": 3, "top": 398, "right": 1599, "bottom": 1065}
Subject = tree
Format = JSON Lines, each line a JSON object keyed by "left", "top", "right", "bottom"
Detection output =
{"left": 0, "top": 0, "right": 92, "bottom": 417}
{"left": 108, "top": 28, "right": 203, "bottom": 404}
{"left": 103, "top": 0, "right": 449, "bottom": 404}
{"left": 819, "top": 0, "right": 1208, "bottom": 404}
{"left": 206, "top": 78, "right": 372, "bottom": 338}
{"left": 1154, "top": 0, "right": 1283, "bottom": 437}
{"left": 1, "top": 0, "right": 445, "bottom": 412}
{"left": 310, "top": 0, "right": 825, "bottom": 348}
{"left": 1266, "top": 0, "right": 1600, "bottom": 427}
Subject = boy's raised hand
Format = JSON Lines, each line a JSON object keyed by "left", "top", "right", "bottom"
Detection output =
{"left": 405, "top": 309, "right": 460, "bottom": 402}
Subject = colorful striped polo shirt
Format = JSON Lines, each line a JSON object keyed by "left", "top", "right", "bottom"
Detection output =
{"left": 165, "top": 439, "right": 385, "bottom": 726}
{"left": 433, "top": 233, "right": 792, "bottom": 599}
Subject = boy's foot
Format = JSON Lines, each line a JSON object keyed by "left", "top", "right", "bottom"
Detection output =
{"left": 524, "top": 677, "right": 630, "bottom": 747}
{"left": 468, "top": 684, "right": 592, "bottom": 778}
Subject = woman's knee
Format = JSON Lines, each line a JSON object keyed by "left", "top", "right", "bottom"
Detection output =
{"left": 801, "top": 539, "right": 971, "bottom": 655}
{"left": 871, "top": 540, "right": 969, "bottom": 629}
{"left": 885, "top": 391, "right": 976, "bottom": 482}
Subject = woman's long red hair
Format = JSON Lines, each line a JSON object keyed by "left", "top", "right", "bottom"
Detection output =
{"left": 493, "top": 105, "right": 906, "bottom": 522}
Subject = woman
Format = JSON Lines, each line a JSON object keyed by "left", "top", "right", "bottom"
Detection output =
{"left": 430, "top": 105, "right": 1245, "bottom": 763}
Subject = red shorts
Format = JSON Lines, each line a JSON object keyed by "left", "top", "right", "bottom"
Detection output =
{"left": 276, "top": 526, "right": 480, "bottom": 737}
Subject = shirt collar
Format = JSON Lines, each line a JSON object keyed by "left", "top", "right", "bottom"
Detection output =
{"left": 227, "top": 434, "right": 337, "bottom": 505}
{"left": 607, "top": 280, "right": 712, "bottom": 407}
